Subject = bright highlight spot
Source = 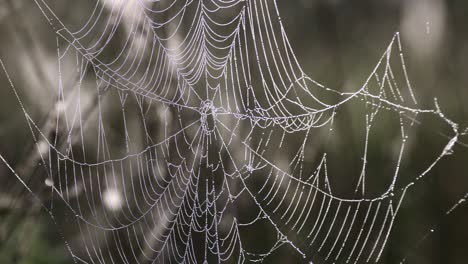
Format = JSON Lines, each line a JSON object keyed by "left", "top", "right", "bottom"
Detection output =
{"left": 44, "top": 178, "right": 54, "bottom": 187}
{"left": 103, "top": 188, "right": 123, "bottom": 212}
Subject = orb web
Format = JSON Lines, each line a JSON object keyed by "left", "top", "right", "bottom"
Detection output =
{"left": 0, "top": 0, "right": 464, "bottom": 263}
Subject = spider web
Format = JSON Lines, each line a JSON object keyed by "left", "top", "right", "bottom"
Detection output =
{"left": 0, "top": 0, "right": 463, "bottom": 263}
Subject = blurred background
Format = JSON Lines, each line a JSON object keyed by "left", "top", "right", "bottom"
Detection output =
{"left": 0, "top": 0, "right": 468, "bottom": 263}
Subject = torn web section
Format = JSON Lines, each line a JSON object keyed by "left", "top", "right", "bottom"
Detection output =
{"left": 213, "top": 33, "right": 459, "bottom": 263}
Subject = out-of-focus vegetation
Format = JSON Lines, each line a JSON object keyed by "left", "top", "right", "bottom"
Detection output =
{"left": 0, "top": 0, "right": 467, "bottom": 263}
